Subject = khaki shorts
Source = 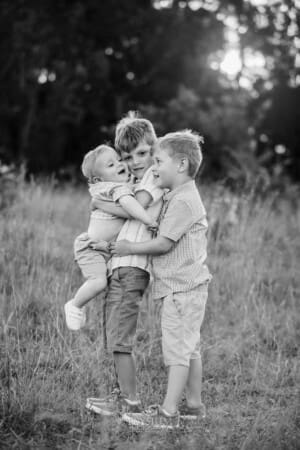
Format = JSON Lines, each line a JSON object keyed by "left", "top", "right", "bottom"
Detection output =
{"left": 158, "top": 284, "right": 208, "bottom": 367}
{"left": 74, "top": 232, "right": 110, "bottom": 279}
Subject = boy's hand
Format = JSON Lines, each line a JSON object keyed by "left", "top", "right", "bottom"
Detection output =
{"left": 89, "top": 240, "right": 109, "bottom": 252}
{"left": 109, "top": 240, "right": 133, "bottom": 256}
{"left": 147, "top": 221, "right": 158, "bottom": 233}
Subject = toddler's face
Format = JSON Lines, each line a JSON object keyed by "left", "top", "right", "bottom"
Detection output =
{"left": 93, "top": 147, "right": 128, "bottom": 183}
{"left": 121, "top": 140, "right": 153, "bottom": 180}
{"left": 152, "top": 145, "right": 178, "bottom": 189}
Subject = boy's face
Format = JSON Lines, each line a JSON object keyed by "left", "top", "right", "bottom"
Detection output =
{"left": 93, "top": 147, "right": 128, "bottom": 183}
{"left": 121, "top": 140, "right": 153, "bottom": 180}
{"left": 153, "top": 145, "right": 179, "bottom": 190}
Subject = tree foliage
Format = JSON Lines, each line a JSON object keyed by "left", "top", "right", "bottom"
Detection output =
{"left": 0, "top": 0, "right": 299, "bottom": 182}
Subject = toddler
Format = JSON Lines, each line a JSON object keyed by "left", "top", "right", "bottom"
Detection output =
{"left": 64, "top": 144, "right": 156, "bottom": 330}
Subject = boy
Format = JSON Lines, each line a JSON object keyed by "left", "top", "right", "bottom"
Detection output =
{"left": 110, "top": 130, "right": 212, "bottom": 429}
{"left": 85, "top": 112, "right": 164, "bottom": 415}
{"left": 64, "top": 144, "right": 156, "bottom": 330}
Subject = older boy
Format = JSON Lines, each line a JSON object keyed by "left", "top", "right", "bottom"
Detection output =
{"left": 110, "top": 130, "right": 212, "bottom": 429}
{"left": 86, "top": 112, "right": 164, "bottom": 416}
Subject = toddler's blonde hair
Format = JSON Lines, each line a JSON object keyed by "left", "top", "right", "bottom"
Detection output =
{"left": 81, "top": 144, "right": 113, "bottom": 181}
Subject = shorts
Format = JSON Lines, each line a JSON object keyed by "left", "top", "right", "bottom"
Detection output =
{"left": 106, "top": 267, "right": 149, "bottom": 353}
{"left": 74, "top": 232, "right": 110, "bottom": 279}
{"left": 158, "top": 284, "right": 208, "bottom": 367}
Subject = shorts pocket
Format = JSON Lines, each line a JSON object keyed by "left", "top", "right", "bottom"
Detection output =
{"left": 172, "top": 294, "right": 185, "bottom": 317}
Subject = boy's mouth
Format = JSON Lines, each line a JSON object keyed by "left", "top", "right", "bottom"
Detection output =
{"left": 132, "top": 167, "right": 145, "bottom": 178}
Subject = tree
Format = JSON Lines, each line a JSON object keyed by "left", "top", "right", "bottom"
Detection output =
{"left": 0, "top": 0, "right": 299, "bottom": 182}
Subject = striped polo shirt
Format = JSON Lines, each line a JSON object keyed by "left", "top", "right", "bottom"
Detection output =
{"left": 110, "top": 166, "right": 164, "bottom": 274}
{"left": 152, "top": 180, "right": 212, "bottom": 299}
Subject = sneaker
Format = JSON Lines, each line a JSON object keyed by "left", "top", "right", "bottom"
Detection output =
{"left": 179, "top": 402, "right": 206, "bottom": 420}
{"left": 64, "top": 300, "right": 86, "bottom": 330}
{"left": 86, "top": 389, "right": 142, "bottom": 417}
{"left": 122, "top": 404, "right": 180, "bottom": 430}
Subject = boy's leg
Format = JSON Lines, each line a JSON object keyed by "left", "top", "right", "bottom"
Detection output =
{"left": 184, "top": 284, "right": 208, "bottom": 408}
{"left": 113, "top": 352, "right": 137, "bottom": 401}
{"left": 161, "top": 287, "right": 207, "bottom": 413}
{"left": 162, "top": 365, "right": 189, "bottom": 414}
{"left": 108, "top": 267, "right": 149, "bottom": 399}
{"left": 87, "top": 267, "right": 149, "bottom": 414}
{"left": 186, "top": 357, "right": 203, "bottom": 407}
{"left": 120, "top": 287, "right": 208, "bottom": 428}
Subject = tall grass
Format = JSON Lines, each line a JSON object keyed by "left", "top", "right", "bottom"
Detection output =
{"left": 0, "top": 179, "right": 299, "bottom": 449}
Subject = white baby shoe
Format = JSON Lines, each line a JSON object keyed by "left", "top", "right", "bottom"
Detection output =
{"left": 64, "top": 300, "right": 86, "bottom": 330}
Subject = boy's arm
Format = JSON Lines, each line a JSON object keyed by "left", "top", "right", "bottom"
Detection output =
{"left": 110, "top": 198, "right": 198, "bottom": 256}
{"left": 135, "top": 190, "right": 153, "bottom": 208}
{"left": 118, "top": 195, "right": 156, "bottom": 226}
{"left": 90, "top": 190, "right": 153, "bottom": 218}
{"left": 91, "top": 199, "right": 131, "bottom": 218}
{"left": 109, "top": 236, "right": 173, "bottom": 256}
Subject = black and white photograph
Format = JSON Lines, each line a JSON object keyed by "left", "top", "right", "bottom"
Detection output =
{"left": 0, "top": 0, "right": 299, "bottom": 448}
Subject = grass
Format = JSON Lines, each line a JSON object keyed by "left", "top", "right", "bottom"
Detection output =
{"left": 0, "top": 177, "right": 299, "bottom": 449}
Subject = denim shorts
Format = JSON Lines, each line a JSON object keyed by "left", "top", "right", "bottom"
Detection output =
{"left": 74, "top": 232, "right": 110, "bottom": 279}
{"left": 158, "top": 284, "right": 208, "bottom": 367}
{"left": 106, "top": 267, "right": 149, "bottom": 353}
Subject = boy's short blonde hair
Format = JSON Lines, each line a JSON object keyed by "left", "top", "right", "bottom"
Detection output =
{"left": 115, "top": 111, "right": 157, "bottom": 153}
{"left": 158, "top": 130, "right": 204, "bottom": 178}
{"left": 81, "top": 144, "right": 113, "bottom": 181}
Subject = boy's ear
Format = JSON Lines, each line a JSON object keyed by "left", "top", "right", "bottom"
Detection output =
{"left": 178, "top": 157, "right": 189, "bottom": 173}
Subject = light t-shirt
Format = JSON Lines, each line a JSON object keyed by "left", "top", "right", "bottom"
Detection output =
{"left": 110, "top": 166, "right": 164, "bottom": 274}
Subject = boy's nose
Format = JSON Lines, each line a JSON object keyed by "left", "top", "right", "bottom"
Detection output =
{"left": 132, "top": 156, "right": 140, "bottom": 166}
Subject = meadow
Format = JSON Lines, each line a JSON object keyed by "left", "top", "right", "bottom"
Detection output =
{"left": 0, "top": 177, "right": 299, "bottom": 449}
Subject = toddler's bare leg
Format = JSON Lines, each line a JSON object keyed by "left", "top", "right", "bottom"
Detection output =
{"left": 73, "top": 276, "right": 107, "bottom": 308}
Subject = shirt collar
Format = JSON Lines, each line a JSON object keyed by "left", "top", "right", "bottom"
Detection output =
{"left": 164, "top": 180, "right": 196, "bottom": 202}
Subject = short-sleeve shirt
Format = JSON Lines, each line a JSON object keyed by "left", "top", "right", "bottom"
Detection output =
{"left": 110, "top": 166, "right": 164, "bottom": 274}
{"left": 89, "top": 181, "right": 133, "bottom": 220}
{"left": 152, "top": 180, "right": 212, "bottom": 299}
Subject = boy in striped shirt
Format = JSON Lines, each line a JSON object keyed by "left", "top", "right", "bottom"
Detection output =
{"left": 86, "top": 112, "right": 164, "bottom": 416}
{"left": 110, "top": 130, "right": 212, "bottom": 429}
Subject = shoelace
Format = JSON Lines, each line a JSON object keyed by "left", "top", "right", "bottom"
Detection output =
{"left": 144, "top": 404, "right": 178, "bottom": 418}
{"left": 143, "top": 404, "right": 160, "bottom": 415}
{"left": 101, "top": 387, "right": 121, "bottom": 402}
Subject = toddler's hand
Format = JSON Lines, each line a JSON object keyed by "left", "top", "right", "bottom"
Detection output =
{"left": 109, "top": 240, "right": 132, "bottom": 256}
